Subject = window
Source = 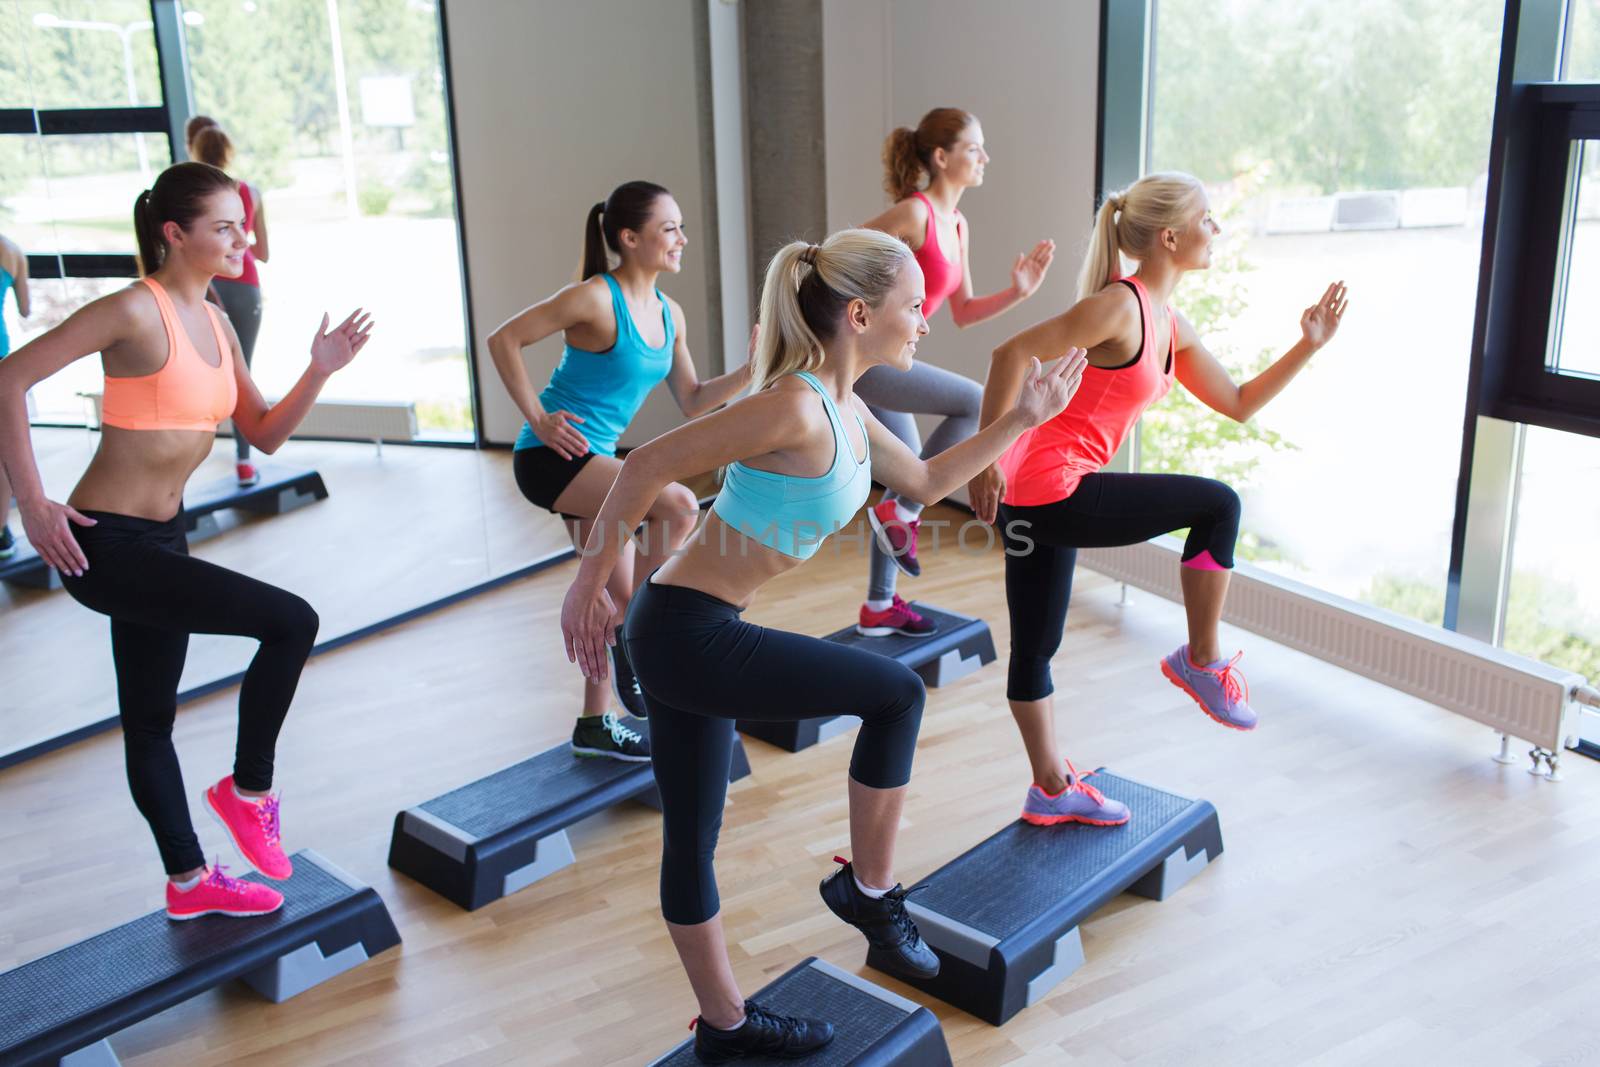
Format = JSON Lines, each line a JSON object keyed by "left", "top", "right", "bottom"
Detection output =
{"left": 182, "top": 0, "right": 472, "bottom": 440}
{"left": 1142, "top": 0, "right": 1503, "bottom": 621}
{"left": 1550, "top": 140, "right": 1600, "bottom": 379}
{"left": 1565, "top": 0, "right": 1600, "bottom": 80}
{"left": 1503, "top": 426, "right": 1600, "bottom": 680}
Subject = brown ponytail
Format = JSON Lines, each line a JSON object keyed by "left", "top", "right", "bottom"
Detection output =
{"left": 133, "top": 161, "right": 238, "bottom": 276}
{"left": 578, "top": 180, "right": 671, "bottom": 280}
{"left": 190, "top": 125, "right": 234, "bottom": 170}
{"left": 881, "top": 107, "right": 975, "bottom": 201}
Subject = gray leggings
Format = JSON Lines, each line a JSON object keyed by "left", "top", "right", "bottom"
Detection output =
{"left": 213, "top": 279, "right": 262, "bottom": 462}
{"left": 853, "top": 360, "right": 982, "bottom": 600}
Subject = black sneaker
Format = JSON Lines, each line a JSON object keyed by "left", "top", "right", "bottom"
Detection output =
{"left": 570, "top": 712, "right": 650, "bottom": 762}
{"left": 0, "top": 526, "right": 14, "bottom": 560}
{"left": 610, "top": 639, "right": 648, "bottom": 719}
{"left": 818, "top": 857, "right": 940, "bottom": 981}
{"left": 691, "top": 1000, "right": 835, "bottom": 1064}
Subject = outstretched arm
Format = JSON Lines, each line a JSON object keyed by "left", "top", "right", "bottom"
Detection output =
{"left": 946, "top": 226, "right": 1054, "bottom": 329}
{"left": 1176, "top": 281, "right": 1347, "bottom": 422}
{"left": 228, "top": 308, "right": 373, "bottom": 453}
{"left": 860, "top": 351, "right": 1086, "bottom": 507}
{"left": 663, "top": 300, "right": 753, "bottom": 417}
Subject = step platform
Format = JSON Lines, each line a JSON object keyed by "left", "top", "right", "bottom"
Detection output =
{"left": 0, "top": 465, "right": 328, "bottom": 590}
{"left": 0, "top": 850, "right": 400, "bottom": 1067}
{"left": 647, "top": 956, "right": 952, "bottom": 1066}
{"left": 866, "top": 770, "right": 1221, "bottom": 1025}
{"left": 738, "top": 603, "right": 995, "bottom": 752}
{"left": 389, "top": 724, "right": 752, "bottom": 910}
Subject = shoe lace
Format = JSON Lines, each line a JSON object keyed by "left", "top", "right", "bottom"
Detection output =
{"left": 743, "top": 1000, "right": 807, "bottom": 1044}
{"left": 256, "top": 794, "right": 282, "bottom": 846}
{"left": 890, "top": 595, "right": 924, "bottom": 622}
{"left": 1063, "top": 758, "right": 1108, "bottom": 805}
{"left": 880, "top": 883, "right": 930, "bottom": 945}
{"left": 206, "top": 862, "right": 251, "bottom": 895}
{"left": 1207, "top": 652, "right": 1249, "bottom": 706}
{"left": 602, "top": 711, "right": 643, "bottom": 745}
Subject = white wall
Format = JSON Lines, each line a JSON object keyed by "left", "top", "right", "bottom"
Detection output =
{"left": 445, "top": 0, "right": 724, "bottom": 447}
{"left": 822, "top": 0, "right": 1100, "bottom": 395}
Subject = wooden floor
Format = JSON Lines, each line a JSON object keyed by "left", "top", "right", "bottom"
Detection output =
{"left": 3, "top": 504, "right": 1598, "bottom": 1066}
{"left": 1, "top": 430, "right": 570, "bottom": 759}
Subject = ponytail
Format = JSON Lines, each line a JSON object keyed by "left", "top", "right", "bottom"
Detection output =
{"left": 1077, "top": 172, "right": 1206, "bottom": 300}
{"left": 880, "top": 107, "right": 975, "bottom": 201}
{"left": 578, "top": 180, "right": 671, "bottom": 280}
{"left": 580, "top": 201, "right": 608, "bottom": 280}
{"left": 750, "top": 228, "right": 913, "bottom": 393}
{"left": 132, "top": 161, "right": 238, "bottom": 277}
{"left": 882, "top": 127, "right": 922, "bottom": 201}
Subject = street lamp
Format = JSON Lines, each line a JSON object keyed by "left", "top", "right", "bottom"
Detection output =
{"left": 31, "top": 10, "right": 205, "bottom": 184}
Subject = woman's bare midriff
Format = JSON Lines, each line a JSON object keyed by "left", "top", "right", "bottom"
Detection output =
{"left": 647, "top": 511, "right": 807, "bottom": 610}
{"left": 66, "top": 425, "right": 218, "bottom": 521}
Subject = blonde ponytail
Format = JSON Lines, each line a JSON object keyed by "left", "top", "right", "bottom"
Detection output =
{"left": 751, "top": 228, "right": 913, "bottom": 393}
{"left": 1077, "top": 172, "right": 1206, "bottom": 300}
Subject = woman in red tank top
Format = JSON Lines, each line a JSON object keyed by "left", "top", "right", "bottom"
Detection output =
{"left": 189, "top": 117, "right": 272, "bottom": 486}
{"left": 853, "top": 107, "right": 1057, "bottom": 641}
{"left": 972, "top": 172, "right": 1347, "bottom": 827}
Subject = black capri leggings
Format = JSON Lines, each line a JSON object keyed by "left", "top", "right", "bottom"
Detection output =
{"left": 1000, "top": 472, "right": 1240, "bottom": 702}
{"left": 62, "top": 510, "right": 320, "bottom": 874}
{"left": 624, "top": 578, "right": 925, "bottom": 926}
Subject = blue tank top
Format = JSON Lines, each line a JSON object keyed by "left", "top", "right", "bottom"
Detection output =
{"left": 513, "top": 272, "right": 675, "bottom": 456}
{"left": 712, "top": 371, "right": 872, "bottom": 560}
{"left": 0, "top": 266, "right": 12, "bottom": 358}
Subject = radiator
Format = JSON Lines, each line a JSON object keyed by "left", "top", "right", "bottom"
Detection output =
{"left": 1080, "top": 537, "right": 1585, "bottom": 755}
{"left": 82, "top": 393, "right": 416, "bottom": 443}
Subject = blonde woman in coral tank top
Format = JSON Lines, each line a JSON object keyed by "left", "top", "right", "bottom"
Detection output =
{"left": 0, "top": 162, "right": 372, "bottom": 919}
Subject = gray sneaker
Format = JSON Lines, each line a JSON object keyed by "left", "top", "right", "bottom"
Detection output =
{"left": 1021, "top": 763, "right": 1129, "bottom": 827}
{"left": 1160, "top": 644, "right": 1258, "bottom": 730}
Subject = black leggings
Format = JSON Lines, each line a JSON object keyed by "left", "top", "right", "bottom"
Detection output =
{"left": 624, "top": 578, "right": 925, "bottom": 925}
{"left": 1000, "top": 472, "right": 1240, "bottom": 702}
{"left": 62, "top": 510, "right": 319, "bottom": 874}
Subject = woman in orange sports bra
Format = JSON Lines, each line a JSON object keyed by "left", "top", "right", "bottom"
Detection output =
{"left": 0, "top": 162, "right": 372, "bottom": 920}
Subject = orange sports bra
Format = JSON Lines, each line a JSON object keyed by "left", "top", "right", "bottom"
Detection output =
{"left": 100, "top": 277, "right": 237, "bottom": 432}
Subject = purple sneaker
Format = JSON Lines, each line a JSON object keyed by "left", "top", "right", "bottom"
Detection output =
{"left": 1021, "top": 762, "right": 1130, "bottom": 827}
{"left": 1160, "top": 645, "right": 1258, "bottom": 731}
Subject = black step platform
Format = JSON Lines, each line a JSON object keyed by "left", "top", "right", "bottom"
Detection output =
{"left": 0, "top": 465, "right": 328, "bottom": 590}
{"left": 866, "top": 770, "right": 1221, "bottom": 1025}
{"left": 647, "top": 956, "right": 952, "bottom": 1066}
{"left": 389, "top": 725, "right": 752, "bottom": 911}
{"left": 0, "top": 850, "right": 400, "bottom": 1067}
{"left": 738, "top": 603, "right": 996, "bottom": 753}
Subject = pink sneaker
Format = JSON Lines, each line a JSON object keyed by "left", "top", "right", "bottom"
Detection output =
{"left": 204, "top": 775, "right": 293, "bottom": 880}
{"left": 166, "top": 864, "right": 284, "bottom": 920}
{"left": 856, "top": 595, "right": 938, "bottom": 638}
{"left": 868, "top": 498, "right": 922, "bottom": 578}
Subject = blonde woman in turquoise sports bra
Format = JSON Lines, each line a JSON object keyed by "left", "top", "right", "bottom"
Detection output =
{"left": 560, "top": 227, "right": 1085, "bottom": 1061}
{"left": 0, "top": 231, "right": 31, "bottom": 558}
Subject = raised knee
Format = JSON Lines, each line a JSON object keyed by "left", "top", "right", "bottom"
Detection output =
{"left": 657, "top": 484, "right": 700, "bottom": 534}
{"left": 1208, "top": 479, "right": 1242, "bottom": 522}
{"left": 281, "top": 595, "right": 320, "bottom": 647}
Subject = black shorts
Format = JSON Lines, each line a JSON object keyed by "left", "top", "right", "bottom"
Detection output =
{"left": 512, "top": 445, "right": 595, "bottom": 523}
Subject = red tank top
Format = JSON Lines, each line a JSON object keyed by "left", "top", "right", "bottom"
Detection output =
{"left": 233, "top": 181, "right": 260, "bottom": 288}
{"left": 910, "top": 191, "right": 963, "bottom": 317}
{"left": 997, "top": 275, "right": 1176, "bottom": 506}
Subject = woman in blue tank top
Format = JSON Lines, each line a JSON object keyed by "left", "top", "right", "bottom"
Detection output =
{"left": 0, "top": 231, "right": 31, "bottom": 558}
{"left": 559, "top": 228, "right": 1085, "bottom": 1059}
{"left": 487, "top": 181, "right": 752, "bottom": 762}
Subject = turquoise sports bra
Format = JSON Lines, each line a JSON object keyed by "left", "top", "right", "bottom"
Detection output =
{"left": 712, "top": 371, "right": 871, "bottom": 560}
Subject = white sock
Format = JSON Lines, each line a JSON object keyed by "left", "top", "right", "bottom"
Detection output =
{"left": 718, "top": 1015, "right": 746, "bottom": 1031}
{"left": 865, "top": 597, "right": 893, "bottom": 612}
{"left": 234, "top": 784, "right": 265, "bottom": 804}
{"left": 172, "top": 872, "right": 204, "bottom": 891}
{"left": 892, "top": 501, "right": 920, "bottom": 524}
{"left": 853, "top": 873, "right": 890, "bottom": 899}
